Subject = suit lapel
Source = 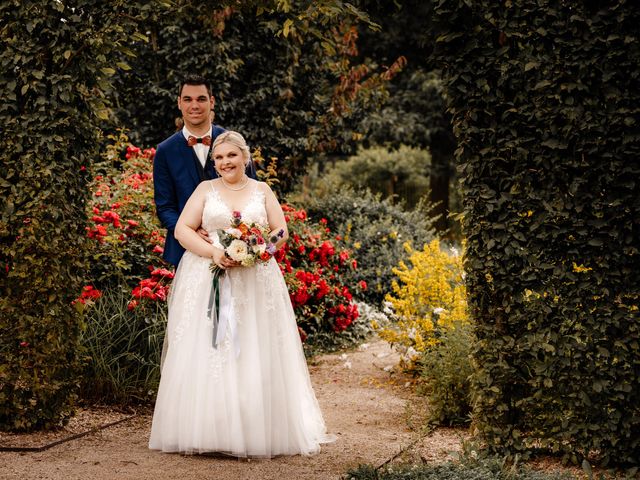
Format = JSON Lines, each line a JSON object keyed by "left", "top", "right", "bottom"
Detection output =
{"left": 204, "top": 145, "right": 216, "bottom": 178}
{"left": 176, "top": 136, "right": 202, "bottom": 185}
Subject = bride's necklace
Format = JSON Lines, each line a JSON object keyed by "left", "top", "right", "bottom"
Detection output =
{"left": 220, "top": 175, "right": 249, "bottom": 191}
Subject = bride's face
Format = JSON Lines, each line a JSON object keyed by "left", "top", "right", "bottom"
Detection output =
{"left": 212, "top": 143, "right": 246, "bottom": 182}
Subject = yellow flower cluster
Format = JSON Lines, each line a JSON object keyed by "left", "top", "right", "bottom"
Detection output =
{"left": 376, "top": 239, "right": 469, "bottom": 366}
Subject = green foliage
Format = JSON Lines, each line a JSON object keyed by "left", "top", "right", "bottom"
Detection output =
{"left": 419, "top": 322, "right": 474, "bottom": 426}
{"left": 79, "top": 287, "right": 165, "bottom": 405}
{"left": 277, "top": 204, "right": 364, "bottom": 347}
{"left": 431, "top": 0, "right": 640, "bottom": 466}
{"left": 111, "top": 2, "right": 399, "bottom": 192}
{"left": 86, "top": 132, "right": 165, "bottom": 289}
{"left": 345, "top": 459, "right": 576, "bottom": 480}
{"left": 302, "top": 301, "right": 375, "bottom": 356}
{"left": 294, "top": 186, "right": 436, "bottom": 306}
{"left": 320, "top": 146, "right": 431, "bottom": 209}
{"left": 0, "top": 0, "right": 145, "bottom": 431}
{"left": 352, "top": 2, "right": 458, "bottom": 234}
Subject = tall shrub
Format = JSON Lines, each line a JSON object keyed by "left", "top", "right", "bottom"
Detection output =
{"left": 320, "top": 146, "right": 431, "bottom": 209}
{"left": 432, "top": 1, "right": 640, "bottom": 465}
{"left": 0, "top": 1, "right": 145, "bottom": 430}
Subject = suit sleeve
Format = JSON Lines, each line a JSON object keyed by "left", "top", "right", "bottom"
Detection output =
{"left": 153, "top": 146, "right": 180, "bottom": 231}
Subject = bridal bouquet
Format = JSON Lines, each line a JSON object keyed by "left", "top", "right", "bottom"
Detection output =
{"left": 211, "top": 210, "right": 284, "bottom": 275}
{"left": 207, "top": 211, "right": 284, "bottom": 348}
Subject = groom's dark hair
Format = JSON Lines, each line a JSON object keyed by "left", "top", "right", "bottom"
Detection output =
{"left": 178, "top": 75, "right": 212, "bottom": 97}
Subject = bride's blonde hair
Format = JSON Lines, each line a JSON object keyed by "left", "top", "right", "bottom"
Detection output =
{"left": 211, "top": 131, "right": 251, "bottom": 166}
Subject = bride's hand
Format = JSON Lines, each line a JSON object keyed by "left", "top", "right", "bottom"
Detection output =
{"left": 197, "top": 227, "right": 210, "bottom": 243}
{"left": 211, "top": 247, "right": 239, "bottom": 269}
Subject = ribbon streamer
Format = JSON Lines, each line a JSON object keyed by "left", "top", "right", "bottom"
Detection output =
{"left": 207, "top": 269, "right": 240, "bottom": 356}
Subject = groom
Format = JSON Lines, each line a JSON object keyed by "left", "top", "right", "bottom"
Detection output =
{"left": 153, "top": 75, "right": 256, "bottom": 266}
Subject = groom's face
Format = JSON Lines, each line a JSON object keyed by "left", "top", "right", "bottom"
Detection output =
{"left": 178, "top": 84, "right": 215, "bottom": 130}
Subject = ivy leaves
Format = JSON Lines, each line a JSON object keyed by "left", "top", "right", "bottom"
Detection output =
{"left": 431, "top": 0, "right": 640, "bottom": 466}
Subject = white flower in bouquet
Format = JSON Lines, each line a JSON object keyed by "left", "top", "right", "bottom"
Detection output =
{"left": 225, "top": 227, "right": 243, "bottom": 239}
{"left": 241, "top": 256, "right": 255, "bottom": 267}
{"left": 227, "top": 239, "right": 249, "bottom": 262}
{"left": 252, "top": 242, "right": 267, "bottom": 255}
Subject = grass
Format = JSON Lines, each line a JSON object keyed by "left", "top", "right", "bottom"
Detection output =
{"left": 79, "top": 287, "right": 166, "bottom": 404}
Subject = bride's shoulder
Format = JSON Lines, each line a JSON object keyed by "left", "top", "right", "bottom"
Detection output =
{"left": 252, "top": 179, "right": 272, "bottom": 193}
{"left": 194, "top": 180, "right": 218, "bottom": 196}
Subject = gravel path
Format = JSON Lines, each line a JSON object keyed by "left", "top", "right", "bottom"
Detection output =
{"left": 1, "top": 340, "right": 465, "bottom": 480}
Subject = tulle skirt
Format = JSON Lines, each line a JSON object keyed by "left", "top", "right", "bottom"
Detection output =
{"left": 149, "top": 252, "right": 334, "bottom": 457}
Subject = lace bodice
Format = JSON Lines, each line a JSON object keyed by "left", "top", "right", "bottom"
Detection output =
{"left": 202, "top": 182, "right": 268, "bottom": 234}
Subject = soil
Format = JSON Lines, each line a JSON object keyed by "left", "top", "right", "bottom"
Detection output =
{"left": 0, "top": 339, "right": 581, "bottom": 480}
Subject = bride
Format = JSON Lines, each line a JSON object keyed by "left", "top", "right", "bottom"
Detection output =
{"left": 149, "top": 131, "right": 335, "bottom": 457}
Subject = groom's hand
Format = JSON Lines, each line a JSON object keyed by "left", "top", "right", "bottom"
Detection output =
{"left": 197, "top": 227, "right": 210, "bottom": 243}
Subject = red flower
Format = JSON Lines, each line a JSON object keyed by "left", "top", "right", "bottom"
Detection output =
{"left": 150, "top": 268, "right": 175, "bottom": 279}
{"left": 127, "top": 300, "right": 138, "bottom": 311}
{"left": 358, "top": 280, "right": 367, "bottom": 291}
{"left": 140, "top": 278, "right": 158, "bottom": 289}
{"left": 81, "top": 285, "right": 102, "bottom": 300}
{"left": 153, "top": 245, "right": 164, "bottom": 254}
{"left": 293, "top": 286, "right": 310, "bottom": 306}
{"left": 72, "top": 285, "right": 102, "bottom": 305}
{"left": 315, "top": 279, "right": 330, "bottom": 299}
{"left": 155, "top": 287, "right": 168, "bottom": 301}
{"left": 19, "top": 341, "right": 29, "bottom": 348}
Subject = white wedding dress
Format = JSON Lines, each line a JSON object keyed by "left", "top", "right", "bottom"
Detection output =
{"left": 149, "top": 182, "right": 335, "bottom": 457}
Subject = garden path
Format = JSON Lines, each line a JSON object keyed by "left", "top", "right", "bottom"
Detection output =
{"left": 1, "top": 339, "right": 466, "bottom": 480}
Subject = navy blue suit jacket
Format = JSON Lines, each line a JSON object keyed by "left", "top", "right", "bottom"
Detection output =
{"left": 153, "top": 125, "right": 256, "bottom": 266}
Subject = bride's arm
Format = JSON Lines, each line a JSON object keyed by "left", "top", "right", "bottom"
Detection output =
{"left": 262, "top": 183, "right": 289, "bottom": 248}
{"left": 174, "top": 183, "right": 226, "bottom": 263}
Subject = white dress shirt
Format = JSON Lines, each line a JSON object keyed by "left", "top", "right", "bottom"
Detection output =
{"left": 182, "top": 126, "right": 212, "bottom": 168}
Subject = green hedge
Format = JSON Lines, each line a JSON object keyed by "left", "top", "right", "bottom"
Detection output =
{"left": 431, "top": 1, "right": 640, "bottom": 466}
{"left": 0, "top": 1, "right": 142, "bottom": 431}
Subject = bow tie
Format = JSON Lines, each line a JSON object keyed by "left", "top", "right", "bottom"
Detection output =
{"left": 187, "top": 135, "right": 212, "bottom": 147}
